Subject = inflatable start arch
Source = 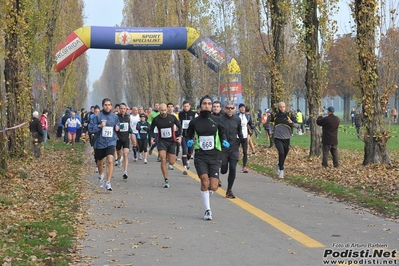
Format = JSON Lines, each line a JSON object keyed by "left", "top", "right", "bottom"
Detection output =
{"left": 54, "top": 26, "right": 242, "bottom": 103}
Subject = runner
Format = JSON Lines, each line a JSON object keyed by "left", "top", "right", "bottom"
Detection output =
{"left": 150, "top": 103, "right": 182, "bottom": 188}
{"left": 129, "top": 106, "right": 140, "bottom": 161}
{"left": 88, "top": 98, "right": 120, "bottom": 191}
{"left": 178, "top": 100, "right": 196, "bottom": 175}
{"left": 116, "top": 103, "right": 132, "bottom": 179}
{"left": 186, "top": 95, "right": 230, "bottom": 220}
{"left": 65, "top": 111, "right": 82, "bottom": 151}
{"left": 136, "top": 113, "right": 150, "bottom": 164}
{"left": 219, "top": 102, "right": 243, "bottom": 198}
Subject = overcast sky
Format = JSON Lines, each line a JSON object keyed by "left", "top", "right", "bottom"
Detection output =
{"left": 83, "top": 0, "right": 124, "bottom": 91}
{"left": 81, "top": 0, "right": 352, "bottom": 94}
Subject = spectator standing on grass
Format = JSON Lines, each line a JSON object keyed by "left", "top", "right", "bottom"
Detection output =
{"left": 350, "top": 107, "right": 356, "bottom": 126}
{"left": 40, "top": 109, "right": 49, "bottom": 144}
{"left": 29, "top": 111, "right": 44, "bottom": 158}
{"left": 354, "top": 110, "right": 363, "bottom": 140}
{"left": 316, "top": 106, "right": 340, "bottom": 168}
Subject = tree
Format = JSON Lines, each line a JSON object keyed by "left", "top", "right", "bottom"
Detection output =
{"left": 353, "top": 0, "right": 392, "bottom": 164}
{"left": 294, "top": 0, "right": 338, "bottom": 156}
{"left": 326, "top": 34, "right": 360, "bottom": 122}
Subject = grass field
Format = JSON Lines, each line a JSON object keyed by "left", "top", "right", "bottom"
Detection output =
{"left": 254, "top": 122, "right": 399, "bottom": 153}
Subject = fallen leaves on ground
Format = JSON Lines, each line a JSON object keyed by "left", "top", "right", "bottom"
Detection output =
{"left": 250, "top": 144, "right": 399, "bottom": 220}
{"left": 0, "top": 147, "right": 91, "bottom": 265}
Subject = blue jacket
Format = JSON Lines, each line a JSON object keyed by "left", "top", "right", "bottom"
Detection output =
{"left": 88, "top": 110, "right": 120, "bottom": 149}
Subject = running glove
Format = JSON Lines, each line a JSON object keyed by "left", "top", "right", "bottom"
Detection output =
{"left": 222, "top": 140, "right": 230, "bottom": 148}
{"left": 187, "top": 139, "right": 194, "bottom": 148}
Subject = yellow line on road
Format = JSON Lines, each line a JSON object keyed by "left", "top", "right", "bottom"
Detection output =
{"left": 171, "top": 160, "right": 325, "bottom": 248}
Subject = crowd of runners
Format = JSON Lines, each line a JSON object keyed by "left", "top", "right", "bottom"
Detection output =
{"left": 59, "top": 97, "right": 275, "bottom": 220}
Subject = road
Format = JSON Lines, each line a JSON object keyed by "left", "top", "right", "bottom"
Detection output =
{"left": 79, "top": 152, "right": 399, "bottom": 266}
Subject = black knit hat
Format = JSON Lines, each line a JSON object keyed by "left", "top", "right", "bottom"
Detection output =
{"left": 199, "top": 95, "right": 213, "bottom": 106}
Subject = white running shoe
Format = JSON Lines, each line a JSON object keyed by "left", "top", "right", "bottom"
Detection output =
{"left": 99, "top": 173, "right": 105, "bottom": 188}
{"left": 276, "top": 163, "right": 280, "bottom": 175}
{"left": 183, "top": 166, "right": 188, "bottom": 175}
{"left": 139, "top": 153, "right": 143, "bottom": 160}
{"left": 134, "top": 157, "right": 138, "bottom": 162}
{"left": 187, "top": 161, "right": 190, "bottom": 169}
{"left": 204, "top": 209, "right": 212, "bottom": 221}
{"left": 279, "top": 170, "right": 284, "bottom": 179}
{"left": 164, "top": 179, "right": 170, "bottom": 188}
{"left": 168, "top": 164, "right": 174, "bottom": 170}
{"left": 95, "top": 167, "right": 98, "bottom": 173}
{"left": 144, "top": 159, "right": 148, "bottom": 164}
{"left": 105, "top": 181, "right": 113, "bottom": 191}
{"left": 123, "top": 171, "right": 128, "bottom": 180}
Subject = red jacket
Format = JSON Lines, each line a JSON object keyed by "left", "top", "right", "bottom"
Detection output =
{"left": 40, "top": 114, "right": 48, "bottom": 130}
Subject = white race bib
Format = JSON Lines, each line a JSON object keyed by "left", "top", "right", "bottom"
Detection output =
{"left": 182, "top": 120, "right": 190, "bottom": 129}
{"left": 199, "top": 136, "right": 214, "bottom": 150}
{"left": 102, "top": 126, "right": 113, "bottom": 138}
{"left": 160, "top": 128, "right": 172, "bottom": 138}
{"left": 120, "top": 122, "right": 129, "bottom": 132}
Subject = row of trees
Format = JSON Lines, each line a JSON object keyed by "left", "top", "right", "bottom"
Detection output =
{"left": 94, "top": 0, "right": 397, "bottom": 164}
{"left": 0, "top": 0, "right": 89, "bottom": 170}
{"left": 0, "top": 0, "right": 398, "bottom": 170}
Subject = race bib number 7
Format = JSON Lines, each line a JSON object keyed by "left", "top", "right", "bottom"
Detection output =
{"left": 199, "top": 136, "right": 214, "bottom": 150}
{"left": 102, "top": 126, "right": 113, "bottom": 138}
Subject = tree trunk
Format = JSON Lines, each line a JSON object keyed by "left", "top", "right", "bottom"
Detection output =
{"left": 343, "top": 95, "right": 350, "bottom": 123}
{"left": 354, "top": 0, "right": 391, "bottom": 165}
{"left": 304, "top": 0, "right": 322, "bottom": 156}
{"left": 269, "top": 0, "right": 286, "bottom": 112}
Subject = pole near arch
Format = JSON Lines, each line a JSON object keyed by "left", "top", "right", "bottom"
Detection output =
{"left": 54, "top": 26, "right": 242, "bottom": 103}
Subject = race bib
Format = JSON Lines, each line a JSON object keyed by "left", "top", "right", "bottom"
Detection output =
{"left": 102, "top": 126, "right": 113, "bottom": 138}
{"left": 154, "top": 126, "right": 158, "bottom": 133}
{"left": 182, "top": 120, "right": 190, "bottom": 129}
{"left": 83, "top": 122, "right": 88, "bottom": 127}
{"left": 120, "top": 122, "right": 128, "bottom": 132}
{"left": 199, "top": 136, "right": 214, "bottom": 150}
{"left": 140, "top": 126, "right": 148, "bottom": 134}
{"left": 160, "top": 128, "right": 172, "bottom": 138}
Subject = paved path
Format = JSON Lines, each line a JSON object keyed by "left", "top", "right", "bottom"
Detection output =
{"left": 79, "top": 152, "right": 399, "bottom": 266}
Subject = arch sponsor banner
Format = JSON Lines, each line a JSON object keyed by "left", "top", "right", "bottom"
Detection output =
{"left": 54, "top": 26, "right": 242, "bottom": 102}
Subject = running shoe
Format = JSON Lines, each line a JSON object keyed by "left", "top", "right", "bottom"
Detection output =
{"left": 95, "top": 167, "right": 98, "bottom": 173}
{"left": 115, "top": 159, "right": 119, "bottom": 166}
{"left": 157, "top": 156, "right": 161, "bottom": 162}
{"left": 149, "top": 147, "right": 153, "bottom": 155}
{"left": 139, "top": 153, "right": 143, "bottom": 160}
{"left": 105, "top": 181, "right": 113, "bottom": 191}
{"left": 134, "top": 157, "right": 138, "bottom": 162}
{"left": 226, "top": 190, "right": 236, "bottom": 199}
{"left": 98, "top": 173, "right": 105, "bottom": 188}
{"left": 279, "top": 170, "right": 284, "bottom": 179}
{"left": 276, "top": 163, "right": 280, "bottom": 175}
{"left": 144, "top": 159, "right": 148, "bottom": 164}
{"left": 187, "top": 160, "right": 190, "bottom": 169}
{"left": 168, "top": 164, "right": 174, "bottom": 170}
{"left": 204, "top": 209, "right": 212, "bottom": 221}
{"left": 164, "top": 179, "right": 170, "bottom": 188}
{"left": 242, "top": 166, "right": 249, "bottom": 173}
{"left": 183, "top": 166, "right": 188, "bottom": 175}
{"left": 123, "top": 171, "right": 128, "bottom": 179}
